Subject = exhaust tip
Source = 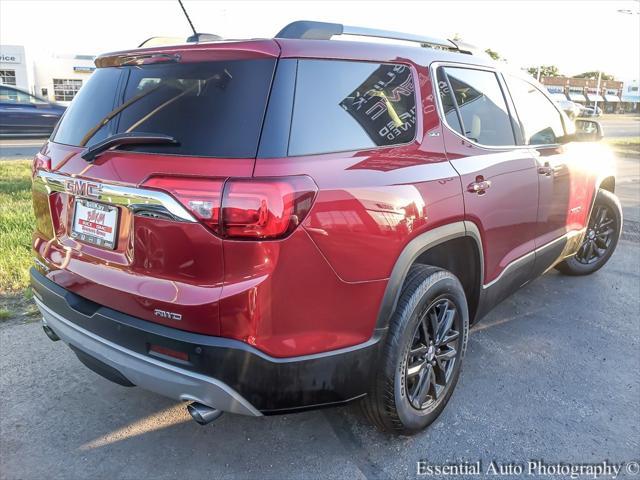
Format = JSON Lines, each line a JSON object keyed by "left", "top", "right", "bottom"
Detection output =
{"left": 42, "top": 325, "right": 60, "bottom": 342}
{"left": 187, "top": 402, "right": 223, "bottom": 425}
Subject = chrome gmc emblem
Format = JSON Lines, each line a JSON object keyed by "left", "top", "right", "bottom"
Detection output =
{"left": 64, "top": 179, "right": 102, "bottom": 199}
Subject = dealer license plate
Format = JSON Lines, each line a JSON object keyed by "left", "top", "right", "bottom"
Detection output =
{"left": 71, "top": 199, "right": 118, "bottom": 249}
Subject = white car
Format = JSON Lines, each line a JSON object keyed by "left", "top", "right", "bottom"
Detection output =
{"left": 555, "top": 100, "right": 583, "bottom": 120}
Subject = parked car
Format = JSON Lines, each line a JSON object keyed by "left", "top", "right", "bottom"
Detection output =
{"left": 30, "top": 21, "right": 620, "bottom": 434}
{"left": 0, "top": 85, "right": 65, "bottom": 136}
{"left": 555, "top": 99, "right": 583, "bottom": 120}
{"left": 580, "top": 105, "right": 603, "bottom": 117}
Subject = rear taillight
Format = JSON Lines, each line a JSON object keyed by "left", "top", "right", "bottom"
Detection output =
{"left": 143, "top": 176, "right": 317, "bottom": 240}
{"left": 143, "top": 177, "right": 224, "bottom": 232}
{"left": 31, "top": 153, "right": 51, "bottom": 178}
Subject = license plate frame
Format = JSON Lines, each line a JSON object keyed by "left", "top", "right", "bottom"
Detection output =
{"left": 71, "top": 199, "right": 119, "bottom": 250}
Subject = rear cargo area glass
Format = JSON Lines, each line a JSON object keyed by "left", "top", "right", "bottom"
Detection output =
{"left": 53, "top": 59, "right": 276, "bottom": 158}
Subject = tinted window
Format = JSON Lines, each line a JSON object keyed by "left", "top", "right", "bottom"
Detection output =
{"left": 441, "top": 67, "right": 515, "bottom": 146}
{"left": 505, "top": 75, "right": 565, "bottom": 145}
{"left": 288, "top": 60, "right": 416, "bottom": 156}
{"left": 53, "top": 67, "right": 121, "bottom": 146}
{"left": 53, "top": 59, "right": 276, "bottom": 158}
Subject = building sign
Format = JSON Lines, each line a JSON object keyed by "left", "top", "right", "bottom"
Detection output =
{"left": 586, "top": 88, "right": 605, "bottom": 102}
{"left": 0, "top": 53, "right": 22, "bottom": 64}
{"left": 546, "top": 86, "right": 564, "bottom": 93}
{"left": 604, "top": 88, "right": 621, "bottom": 102}
{"left": 73, "top": 66, "right": 95, "bottom": 73}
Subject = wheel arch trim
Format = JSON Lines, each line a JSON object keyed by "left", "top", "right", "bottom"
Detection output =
{"left": 374, "top": 221, "right": 484, "bottom": 330}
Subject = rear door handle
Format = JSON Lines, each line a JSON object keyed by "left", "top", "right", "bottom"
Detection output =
{"left": 538, "top": 162, "right": 554, "bottom": 176}
{"left": 467, "top": 176, "right": 492, "bottom": 195}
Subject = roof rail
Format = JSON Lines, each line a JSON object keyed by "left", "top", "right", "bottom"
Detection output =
{"left": 276, "top": 20, "right": 475, "bottom": 54}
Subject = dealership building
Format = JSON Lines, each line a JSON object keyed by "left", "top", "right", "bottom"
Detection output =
{"left": 0, "top": 44, "right": 96, "bottom": 105}
{"left": 540, "top": 75, "right": 640, "bottom": 113}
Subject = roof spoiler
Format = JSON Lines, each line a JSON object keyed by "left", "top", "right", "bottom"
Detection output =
{"left": 276, "top": 20, "right": 476, "bottom": 55}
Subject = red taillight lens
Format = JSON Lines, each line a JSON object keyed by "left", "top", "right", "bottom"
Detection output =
{"left": 142, "top": 176, "right": 317, "bottom": 240}
{"left": 222, "top": 177, "right": 317, "bottom": 239}
{"left": 31, "top": 153, "right": 51, "bottom": 178}
{"left": 143, "top": 177, "right": 224, "bottom": 232}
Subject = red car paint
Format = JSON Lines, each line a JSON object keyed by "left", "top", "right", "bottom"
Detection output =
{"left": 31, "top": 37, "right": 612, "bottom": 359}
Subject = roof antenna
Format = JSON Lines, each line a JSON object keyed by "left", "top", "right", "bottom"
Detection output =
{"left": 177, "top": 0, "right": 221, "bottom": 43}
{"left": 178, "top": 0, "right": 198, "bottom": 38}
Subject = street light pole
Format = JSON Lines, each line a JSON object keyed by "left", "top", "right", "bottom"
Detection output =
{"left": 594, "top": 70, "right": 602, "bottom": 113}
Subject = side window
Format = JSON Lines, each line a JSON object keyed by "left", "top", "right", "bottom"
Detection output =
{"left": 505, "top": 75, "right": 565, "bottom": 145}
{"left": 439, "top": 67, "right": 515, "bottom": 146}
{"left": 288, "top": 60, "right": 417, "bottom": 156}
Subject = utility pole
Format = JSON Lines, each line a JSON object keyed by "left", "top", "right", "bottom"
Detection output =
{"left": 594, "top": 71, "right": 602, "bottom": 113}
{"left": 537, "top": 66, "right": 541, "bottom": 81}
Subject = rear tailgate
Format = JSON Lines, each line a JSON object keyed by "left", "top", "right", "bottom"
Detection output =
{"left": 32, "top": 40, "right": 280, "bottom": 335}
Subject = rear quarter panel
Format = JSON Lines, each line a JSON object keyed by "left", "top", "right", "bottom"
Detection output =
{"left": 254, "top": 61, "right": 464, "bottom": 283}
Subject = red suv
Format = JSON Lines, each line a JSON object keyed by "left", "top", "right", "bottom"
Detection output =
{"left": 31, "top": 21, "right": 621, "bottom": 433}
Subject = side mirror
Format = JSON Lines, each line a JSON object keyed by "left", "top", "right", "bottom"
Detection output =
{"left": 573, "top": 119, "right": 604, "bottom": 142}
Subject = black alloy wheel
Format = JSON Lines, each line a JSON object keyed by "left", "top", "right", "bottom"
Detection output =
{"left": 575, "top": 203, "right": 616, "bottom": 265}
{"left": 556, "top": 188, "right": 622, "bottom": 276}
{"left": 362, "top": 265, "right": 469, "bottom": 434}
{"left": 404, "top": 297, "right": 459, "bottom": 411}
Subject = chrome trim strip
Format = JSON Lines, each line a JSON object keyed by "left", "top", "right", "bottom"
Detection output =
{"left": 482, "top": 250, "right": 535, "bottom": 290}
{"left": 34, "top": 170, "right": 197, "bottom": 223}
{"left": 482, "top": 230, "right": 584, "bottom": 289}
{"left": 35, "top": 298, "right": 262, "bottom": 416}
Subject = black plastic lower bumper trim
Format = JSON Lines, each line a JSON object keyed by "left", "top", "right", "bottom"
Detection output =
{"left": 31, "top": 268, "right": 381, "bottom": 413}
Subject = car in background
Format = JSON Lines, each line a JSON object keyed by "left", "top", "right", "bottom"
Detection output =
{"left": 555, "top": 99, "right": 583, "bottom": 120}
{"left": 0, "top": 85, "right": 65, "bottom": 137}
{"left": 580, "top": 106, "right": 603, "bottom": 117}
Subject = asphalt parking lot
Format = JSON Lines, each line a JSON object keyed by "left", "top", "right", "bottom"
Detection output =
{"left": 1, "top": 234, "right": 638, "bottom": 479}
{"left": 1, "top": 117, "right": 639, "bottom": 479}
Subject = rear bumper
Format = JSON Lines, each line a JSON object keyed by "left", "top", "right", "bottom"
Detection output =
{"left": 36, "top": 297, "right": 261, "bottom": 416}
{"left": 31, "top": 268, "right": 380, "bottom": 415}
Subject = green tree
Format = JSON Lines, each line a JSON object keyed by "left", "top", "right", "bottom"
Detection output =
{"left": 526, "top": 65, "right": 561, "bottom": 78}
{"left": 484, "top": 48, "right": 502, "bottom": 61}
{"left": 573, "top": 71, "right": 615, "bottom": 80}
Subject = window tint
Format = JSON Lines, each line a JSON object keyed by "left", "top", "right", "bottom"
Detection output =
{"left": 505, "top": 75, "right": 565, "bottom": 145}
{"left": 53, "top": 59, "right": 276, "bottom": 158}
{"left": 53, "top": 67, "right": 122, "bottom": 146}
{"left": 441, "top": 67, "right": 515, "bottom": 146}
{"left": 288, "top": 60, "right": 416, "bottom": 156}
{"left": 436, "top": 68, "right": 463, "bottom": 135}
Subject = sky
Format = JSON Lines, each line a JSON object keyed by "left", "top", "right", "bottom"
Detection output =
{"left": 1, "top": 0, "right": 639, "bottom": 79}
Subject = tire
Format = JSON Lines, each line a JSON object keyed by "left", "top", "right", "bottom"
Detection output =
{"left": 556, "top": 189, "right": 622, "bottom": 276}
{"left": 362, "top": 265, "right": 469, "bottom": 434}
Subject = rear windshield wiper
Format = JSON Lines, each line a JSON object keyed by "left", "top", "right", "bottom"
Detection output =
{"left": 81, "top": 132, "right": 178, "bottom": 162}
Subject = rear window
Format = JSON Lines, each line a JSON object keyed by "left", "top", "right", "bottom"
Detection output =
{"left": 53, "top": 59, "right": 276, "bottom": 158}
{"left": 288, "top": 60, "right": 417, "bottom": 156}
